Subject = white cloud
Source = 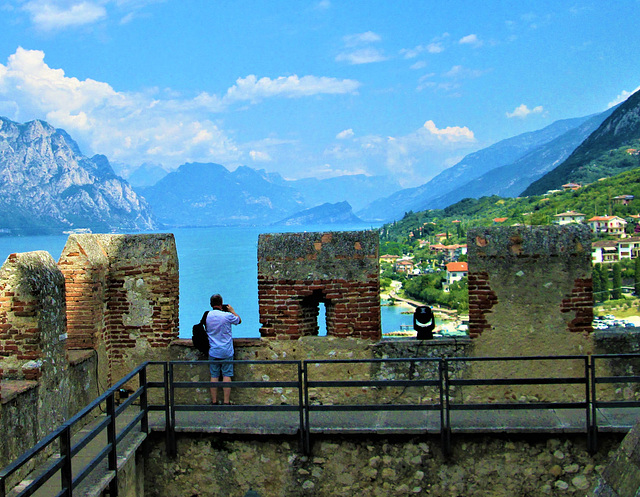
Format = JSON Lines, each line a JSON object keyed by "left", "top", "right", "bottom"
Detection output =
{"left": 224, "top": 74, "right": 361, "bottom": 103}
{"left": 249, "top": 150, "right": 272, "bottom": 162}
{"left": 18, "top": 0, "right": 165, "bottom": 31}
{"left": 336, "top": 128, "right": 354, "bottom": 139}
{"left": 608, "top": 86, "right": 640, "bottom": 108}
{"left": 336, "top": 31, "right": 388, "bottom": 65}
{"left": 421, "top": 120, "right": 475, "bottom": 142}
{"left": 410, "top": 61, "right": 427, "bottom": 70}
{"left": 0, "top": 48, "right": 360, "bottom": 169}
{"left": 459, "top": 34, "right": 482, "bottom": 47}
{"left": 506, "top": 103, "right": 544, "bottom": 118}
{"left": 343, "top": 31, "right": 381, "bottom": 46}
{"left": 401, "top": 42, "right": 445, "bottom": 59}
{"left": 23, "top": 1, "right": 107, "bottom": 30}
{"left": 336, "top": 48, "right": 387, "bottom": 65}
{"left": 444, "top": 65, "right": 485, "bottom": 79}
{"left": 323, "top": 120, "right": 477, "bottom": 186}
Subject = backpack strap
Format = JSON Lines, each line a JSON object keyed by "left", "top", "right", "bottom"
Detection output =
{"left": 201, "top": 311, "right": 209, "bottom": 329}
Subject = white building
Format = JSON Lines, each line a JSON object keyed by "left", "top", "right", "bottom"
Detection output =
{"left": 588, "top": 216, "right": 627, "bottom": 236}
{"left": 553, "top": 211, "right": 585, "bottom": 225}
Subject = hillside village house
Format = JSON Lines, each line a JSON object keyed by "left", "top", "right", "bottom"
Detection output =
{"left": 553, "top": 211, "right": 585, "bottom": 225}
{"left": 612, "top": 195, "right": 635, "bottom": 205}
{"left": 394, "top": 258, "right": 415, "bottom": 274}
{"left": 592, "top": 240, "right": 620, "bottom": 264}
{"left": 444, "top": 261, "right": 468, "bottom": 291}
{"left": 429, "top": 243, "right": 467, "bottom": 260}
{"left": 588, "top": 215, "right": 627, "bottom": 236}
{"left": 380, "top": 254, "right": 399, "bottom": 263}
{"left": 592, "top": 236, "right": 640, "bottom": 263}
{"left": 562, "top": 182, "right": 581, "bottom": 191}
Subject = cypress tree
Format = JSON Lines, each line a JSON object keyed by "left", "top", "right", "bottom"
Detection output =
{"left": 635, "top": 256, "right": 640, "bottom": 295}
{"left": 612, "top": 263, "right": 622, "bottom": 300}
{"left": 599, "top": 264, "right": 610, "bottom": 301}
{"left": 593, "top": 264, "right": 602, "bottom": 302}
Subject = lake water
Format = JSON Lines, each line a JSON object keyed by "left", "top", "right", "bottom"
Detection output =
{"left": 0, "top": 224, "right": 417, "bottom": 338}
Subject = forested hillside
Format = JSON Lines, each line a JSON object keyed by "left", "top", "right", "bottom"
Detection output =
{"left": 382, "top": 165, "right": 640, "bottom": 243}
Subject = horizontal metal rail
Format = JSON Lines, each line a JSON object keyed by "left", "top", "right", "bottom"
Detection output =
{"left": 167, "top": 359, "right": 305, "bottom": 455}
{"left": 4, "top": 354, "right": 640, "bottom": 495}
{"left": 0, "top": 362, "right": 157, "bottom": 497}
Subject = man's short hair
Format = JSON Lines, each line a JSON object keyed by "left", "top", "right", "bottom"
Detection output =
{"left": 210, "top": 294, "right": 223, "bottom": 308}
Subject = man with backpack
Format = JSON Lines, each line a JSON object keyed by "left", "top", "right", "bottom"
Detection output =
{"left": 206, "top": 293, "right": 241, "bottom": 405}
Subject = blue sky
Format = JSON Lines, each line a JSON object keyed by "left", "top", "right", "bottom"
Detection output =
{"left": 1, "top": 1, "right": 639, "bottom": 186}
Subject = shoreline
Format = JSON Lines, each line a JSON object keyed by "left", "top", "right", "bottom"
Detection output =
{"left": 381, "top": 292, "right": 461, "bottom": 334}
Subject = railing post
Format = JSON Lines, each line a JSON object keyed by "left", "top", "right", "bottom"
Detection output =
{"left": 589, "top": 356, "right": 598, "bottom": 453}
{"left": 160, "top": 362, "right": 171, "bottom": 456}
{"left": 140, "top": 365, "right": 149, "bottom": 435}
{"left": 0, "top": 476, "right": 4, "bottom": 497}
{"left": 106, "top": 392, "right": 118, "bottom": 496}
{"left": 59, "top": 424, "right": 72, "bottom": 497}
{"left": 441, "top": 358, "right": 451, "bottom": 458}
{"left": 168, "top": 362, "right": 177, "bottom": 457}
{"left": 584, "top": 356, "right": 592, "bottom": 452}
{"left": 295, "top": 361, "right": 305, "bottom": 455}
{"left": 303, "top": 361, "right": 311, "bottom": 456}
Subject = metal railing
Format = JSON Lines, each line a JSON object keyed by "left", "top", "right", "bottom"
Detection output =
{"left": 303, "top": 357, "right": 445, "bottom": 454}
{"left": 166, "top": 360, "right": 304, "bottom": 455}
{"left": 444, "top": 355, "right": 592, "bottom": 451}
{"left": 2, "top": 353, "right": 640, "bottom": 496}
{"left": 0, "top": 362, "right": 153, "bottom": 497}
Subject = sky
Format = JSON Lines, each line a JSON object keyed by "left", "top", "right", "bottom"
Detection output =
{"left": 1, "top": 1, "right": 640, "bottom": 187}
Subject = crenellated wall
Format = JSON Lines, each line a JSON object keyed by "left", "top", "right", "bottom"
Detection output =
{"left": 58, "top": 234, "right": 179, "bottom": 384}
{"left": 0, "top": 251, "right": 98, "bottom": 474}
{"left": 467, "top": 225, "right": 593, "bottom": 349}
{"left": 465, "top": 225, "right": 594, "bottom": 402}
{"left": 257, "top": 231, "right": 381, "bottom": 340}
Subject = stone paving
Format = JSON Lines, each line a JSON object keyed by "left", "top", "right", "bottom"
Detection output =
{"left": 5, "top": 405, "right": 639, "bottom": 497}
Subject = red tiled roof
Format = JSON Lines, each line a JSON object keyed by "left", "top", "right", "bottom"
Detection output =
{"left": 446, "top": 262, "right": 468, "bottom": 272}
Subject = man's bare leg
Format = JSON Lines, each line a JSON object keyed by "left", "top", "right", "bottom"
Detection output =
{"left": 210, "top": 376, "right": 219, "bottom": 404}
{"left": 222, "top": 376, "right": 232, "bottom": 404}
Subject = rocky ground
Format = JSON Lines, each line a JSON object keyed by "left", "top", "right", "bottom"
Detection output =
{"left": 145, "top": 433, "right": 622, "bottom": 496}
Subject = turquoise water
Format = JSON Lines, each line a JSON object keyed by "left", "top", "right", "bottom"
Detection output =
{"left": 0, "top": 225, "right": 415, "bottom": 338}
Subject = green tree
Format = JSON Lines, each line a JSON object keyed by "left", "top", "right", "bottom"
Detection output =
{"left": 612, "top": 263, "right": 622, "bottom": 300}
{"left": 593, "top": 264, "right": 602, "bottom": 302}
{"left": 594, "top": 263, "right": 609, "bottom": 302}
{"left": 635, "top": 256, "right": 640, "bottom": 295}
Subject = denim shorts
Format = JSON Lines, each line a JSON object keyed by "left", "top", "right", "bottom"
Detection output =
{"left": 209, "top": 356, "right": 234, "bottom": 378}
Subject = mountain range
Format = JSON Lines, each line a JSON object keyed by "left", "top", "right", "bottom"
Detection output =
{"left": 523, "top": 89, "right": 640, "bottom": 196}
{"left": 1, "top": 87, "right": 640, "bottom": 232}
{"left": 0, "top": 117, "right": 155, "bottom": 234}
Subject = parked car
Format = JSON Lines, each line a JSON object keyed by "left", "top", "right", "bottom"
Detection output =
{"left": 625, "top": 322, "right": 636, "bottom": 328}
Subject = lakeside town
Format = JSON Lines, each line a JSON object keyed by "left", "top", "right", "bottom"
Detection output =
{"left": 379, "top": 182, "right": 640, "bottom": 338}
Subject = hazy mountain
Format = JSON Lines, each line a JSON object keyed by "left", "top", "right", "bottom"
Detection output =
{"left": 135, "top": 163, "right": 305, "bottom": 226}
{"left": 291, "top": 175, "right": 401, "bottom": 212}
{"left": 136, "top": 163, "right": 399, "bottom": 226}
{"left": 0, "top": 117, "right": 156, "bottom": 234}
{"left": 523, "top": 89, "right": 640, "bottom": 196}
{"left": 273, "top": 201, "right": 362, "bottom": 226}
{"left": 357, "top": 112, "right": 611, "bottom": 222}
{"left": 426, "top": 108, "right": 616, "bottom": 208}
{"left": 126, "top": 163, "right": 169, "bottom": 187}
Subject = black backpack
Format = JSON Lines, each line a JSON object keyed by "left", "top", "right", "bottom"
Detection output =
{"left": 192, "top": 311, "right": 210, "bottom": 356}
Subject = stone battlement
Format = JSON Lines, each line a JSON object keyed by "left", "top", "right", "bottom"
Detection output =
{"left": 258, "top": 231, "right": 381, "bottom": 340}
